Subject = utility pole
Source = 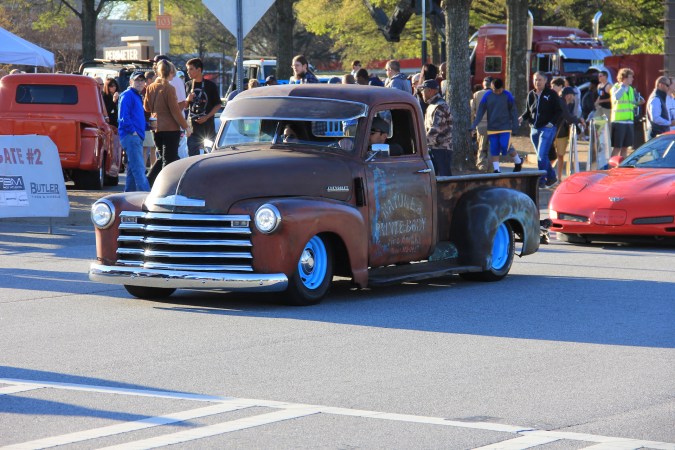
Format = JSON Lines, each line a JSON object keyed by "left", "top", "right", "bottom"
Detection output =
{"left": 158, "top": 0, "right": 166, "bottom": 55}
{"left": 666, "top": 0, "right": 675, "bottom": 75}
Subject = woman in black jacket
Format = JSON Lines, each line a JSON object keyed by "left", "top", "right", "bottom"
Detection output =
{"left": 102, "top": 78, "right": 120, "bottom": 128}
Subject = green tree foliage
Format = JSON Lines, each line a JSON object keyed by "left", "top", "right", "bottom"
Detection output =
{"left": 295, "top": 0, "right": 426, "bottom": 68}
{"left": 470, "top": 0, "right": 664, "bottom": 54}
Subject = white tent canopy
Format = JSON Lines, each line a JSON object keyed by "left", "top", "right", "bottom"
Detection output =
{"left": 0, "top": 26, "right": 55, "bottom": 68}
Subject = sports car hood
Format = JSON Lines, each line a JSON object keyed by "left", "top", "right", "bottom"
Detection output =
{"left": 558, "top": 169, "right": 675, "bottom": 196}
{"left": 144, "top": 148, "right": 354, "bottom": 213}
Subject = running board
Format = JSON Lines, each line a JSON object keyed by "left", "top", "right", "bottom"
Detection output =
{"left": 367, "top": 260, "right": 482, "bottom": 287}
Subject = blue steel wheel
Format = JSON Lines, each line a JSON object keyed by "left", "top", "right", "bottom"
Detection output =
{"left": 285, "top": 235, "right": 333, "bottom": 306}
{"left": 462, "top": 221, "right": 514, "bottom": 282}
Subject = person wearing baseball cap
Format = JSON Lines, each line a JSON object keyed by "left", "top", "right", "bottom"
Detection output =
{"left": 264, "top": 75, "right": 278, "bottom": 86}
{"left": 419, "top": 78, "right": 452, "bottom": 175}
{"left": 118, "top": 71, "right": 150, "bottom": 192}
{"left": 368, "top": 116, "right": 404, "bottom": 156}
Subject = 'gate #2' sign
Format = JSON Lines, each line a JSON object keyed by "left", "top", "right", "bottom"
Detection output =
{"left": 0, "top": 135, "right": 69, "bottom": 218}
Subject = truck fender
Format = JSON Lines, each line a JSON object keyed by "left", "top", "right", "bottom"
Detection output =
{"left": 231, "top": 198, "right": 369, "bottom": 287}
{"left": 80, "top": 126, "right": 101, "bottom": 171}
{"left": 450, "top": 187, "right": 539, "bottom": 269}
{"left": 94, "top": 192, "right": 149, "bottom": 264}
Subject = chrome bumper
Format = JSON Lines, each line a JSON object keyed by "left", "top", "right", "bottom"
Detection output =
{"left": 89, "top": 263, "right": 288, "bottom": 292}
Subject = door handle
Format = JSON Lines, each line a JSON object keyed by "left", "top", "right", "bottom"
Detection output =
{"left": 417, "top": 168, "right": 432, "bottom": 173}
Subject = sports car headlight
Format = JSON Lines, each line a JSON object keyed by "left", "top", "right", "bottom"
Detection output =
{"left": 91, "top": 199, "right": 115, "bottom": 229}
{"left": 254, "top": 204, "right": 281, "bottom": 234}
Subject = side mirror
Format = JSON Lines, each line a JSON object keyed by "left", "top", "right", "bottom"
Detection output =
{"left": 366, "top": 143, "right": 390, "bottom": 161}
{"left": 608, "top": 155, "right": 623, "bottom": 168}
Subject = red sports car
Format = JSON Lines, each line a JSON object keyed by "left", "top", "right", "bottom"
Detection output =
{"left": 549, "top": 131, "right": 675, "bottom": 244}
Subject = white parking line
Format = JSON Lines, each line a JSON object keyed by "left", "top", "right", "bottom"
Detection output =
{"left": 472, "top": 434, "right": 561, "bottom": 449}
{"left": 1, "top": 378, "right": 674, "bottom": 450}
{"left": 98, "top": 407, "right": 321, "bottom": 450}
{"left": 0, "top": 402, "right": 252, "bottom": 450}
{"left": 0, "top": 385, "right": 43, "bottom": 396}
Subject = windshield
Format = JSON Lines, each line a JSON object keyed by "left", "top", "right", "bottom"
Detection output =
{"left": 620, "top": 135, "right": 675, "bottom": 168}
{"left": 560, "top": 59, "right": 593, "bottom": 73}
{"left": 216, "top": 96, "right": 367, "bottom": 152}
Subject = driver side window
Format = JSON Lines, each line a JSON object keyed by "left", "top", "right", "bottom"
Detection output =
{"left": 373, "top": 108, "right": 417, "bottom": 157}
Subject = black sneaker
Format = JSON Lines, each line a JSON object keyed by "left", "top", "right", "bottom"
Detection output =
{"left": 513, "top": 161, "right": 522, "bottom": 172}
{"left": 493, "top": 170, "right": 501, "bottom": 173}
{"left": 545, "top": 176, "right": 558, "bottom": 187}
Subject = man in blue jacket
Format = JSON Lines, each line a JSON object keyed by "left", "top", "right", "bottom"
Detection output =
{"left": 520, "top": 71, "right": 563, "bottom": 188}
{"left": 118, "top": 71, "right": 150, "bottom": 192}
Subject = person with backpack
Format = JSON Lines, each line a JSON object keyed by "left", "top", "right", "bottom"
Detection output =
{"left": 470, "top": 78, "right": 522, "bottom": 173}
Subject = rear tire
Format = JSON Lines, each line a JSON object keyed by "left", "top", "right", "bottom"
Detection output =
{"left": 461, "top": 222, "right": 515, "bottom": 282}
{"left": 284, "top": 235, "right": 333, "bottom": 306}
{"left": 124, "top": 285, "right": 176, "bottom": 299}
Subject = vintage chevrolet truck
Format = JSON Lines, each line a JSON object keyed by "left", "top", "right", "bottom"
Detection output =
{"left": 0, "top": 73, "right": 122, "bottom": 190}
{"left": 89, "top": 84, "right": 541, "bottom": 305}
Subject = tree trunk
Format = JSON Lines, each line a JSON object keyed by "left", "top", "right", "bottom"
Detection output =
{"left": 443, "top": 0, "right": 472, "bottom": 173}
{"left": 81, "top": 0, "right": 98, "bottom": 62}
{"left": 276, "top": 0, "right": 296, "bottom": 81}
{"left": 506, "top": 0, "right": 529, "bottom": 117}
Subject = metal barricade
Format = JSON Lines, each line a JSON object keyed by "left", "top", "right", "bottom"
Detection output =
{"left": 588, "top": 115, "right": 611, "bottom": 170}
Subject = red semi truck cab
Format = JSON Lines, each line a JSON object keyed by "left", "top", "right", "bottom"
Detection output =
{"left": 470, "top": 24, "right": 611, "bottom": 88}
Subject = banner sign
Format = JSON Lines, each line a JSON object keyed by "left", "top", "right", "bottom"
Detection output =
{"left": 0, "top": 135, "right": 69, "bottom": 219}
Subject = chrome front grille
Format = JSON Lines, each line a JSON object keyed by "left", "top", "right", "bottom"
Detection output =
{"left": 116, "top": 211, "right": 253, "bottom": 272}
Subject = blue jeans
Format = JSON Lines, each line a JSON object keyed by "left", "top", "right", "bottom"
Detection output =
{"left": 121, "top": 134, "right": 150, "bottom": 192}
{"left": 530, "top": 126, "right": 557, "bottom": 183}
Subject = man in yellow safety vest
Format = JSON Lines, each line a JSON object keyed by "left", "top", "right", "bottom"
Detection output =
{"left": 610, "top": 68, "right": 645, "bottom": 158}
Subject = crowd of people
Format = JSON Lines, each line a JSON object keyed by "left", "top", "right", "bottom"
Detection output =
{"left": 5, "top": 54, "right": 674, "bottom": 192}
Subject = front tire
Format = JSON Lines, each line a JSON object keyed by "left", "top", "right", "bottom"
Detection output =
{"left": 461, "top": 222, "right": 515, "bottom": 282}
{"left": 124, "top": 285, "right": 176, "bottom": 300}
{"left": 74, "top": 167, "right": 104, "bottom": 190}
{"left": 558, "top": 233, "right": 589, "bottom": 244}
{"left": 284, "top": 235, "right": 333, "bottom": 306}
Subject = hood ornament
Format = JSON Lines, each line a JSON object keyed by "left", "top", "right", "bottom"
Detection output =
{"left": 150, "top": 195, "right": 205, "bottom": 207}
{"left": 608, "top": 196, "right": 624, "bottom": 203}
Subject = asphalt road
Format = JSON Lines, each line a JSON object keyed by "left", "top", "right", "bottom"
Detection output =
{"left": 0, "top": 182, "right": 673, "bottom": 449}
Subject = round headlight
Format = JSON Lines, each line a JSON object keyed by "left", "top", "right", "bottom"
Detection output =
{"left": 254, "top": 204, "right": 281, "bottom": 234}
{"left": 91, "top": 199, "right": 115, "bottom": 229}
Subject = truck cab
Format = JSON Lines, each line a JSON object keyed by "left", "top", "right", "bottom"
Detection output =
{"left": 470, "top": 24, "right": 611, "bottom": 88}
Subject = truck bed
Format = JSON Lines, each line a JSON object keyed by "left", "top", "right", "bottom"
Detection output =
{"left": 435, "top": 171, "right": 543, "bottom": 241}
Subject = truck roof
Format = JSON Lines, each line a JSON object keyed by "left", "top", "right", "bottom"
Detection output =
{"left": 1, "top": 73, "right": 96, "bottom": 86}
{"left": 234, "top": 83, "right": 415, "bottom": 108}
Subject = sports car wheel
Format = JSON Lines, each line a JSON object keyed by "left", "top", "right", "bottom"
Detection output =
{"left": 558, "top": 233, "right": 589, "bottom": 244}
{"left": 124, "top": 285, "right": 176, "bottom": 299}
{"left": 285, "top": 235, "right": 333, "bottom": 306}
{"left": 461, "top": 222, "right": 515, "bottom": 282}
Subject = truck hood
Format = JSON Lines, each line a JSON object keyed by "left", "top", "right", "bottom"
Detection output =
{"left": 145, "top": 148, "right": 355, "bottom": 213}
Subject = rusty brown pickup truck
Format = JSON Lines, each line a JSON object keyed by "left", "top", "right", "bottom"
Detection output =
{"left": 89, "top": 85, "right": 541, "bottom": 305}
{"left": 0, "top": 73, "right": 122, "bottom": 190}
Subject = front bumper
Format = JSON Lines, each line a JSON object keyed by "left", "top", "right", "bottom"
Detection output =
{"left": 89, "top": 263, "right": 288, "bottom": 292}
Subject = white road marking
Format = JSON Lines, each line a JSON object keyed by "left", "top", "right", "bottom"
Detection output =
{"left": 1, "top": 378, "right": 674, "bottom": 450}
{"left": 98, "top": 406, "right": 321, "bottom": 450}
{"left": 0, "top": 385, "right": 43, "bottom": 396}
{"left": 472, "top": 434, "right": 561, "bottom": 449}
{"left": 0, "top": 402, "right": 252, "bottom": 450}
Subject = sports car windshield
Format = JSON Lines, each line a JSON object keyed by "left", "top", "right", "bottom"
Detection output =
{"left": 216, "top": 96, "right": 367, "bottom": 153}
{"left": 621, "top": 135, "right": 675, "bottom": 169}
